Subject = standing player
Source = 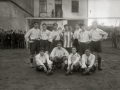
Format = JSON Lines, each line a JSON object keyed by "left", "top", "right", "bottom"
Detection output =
{"left": 63, "top": 24, "right": 73, "bottom": 53}
{"left": 65, "top": 46, "right": 81, "bottom": 76}
{"left": 90, "top": 22, "right": 108, "bottom": 70}
{"left": 78, "top": 23, "right": 91, "bottom": 56}
{"left": 25, "top": 22, "right": 41, "bottom": 68}
{"left": 49, "top": 23, "right": 62, "bottom": 52}
{"left": 40, "top": 23, "right": 51, "bottom": 54}
{"left": 73, "top": 23, "right": 81, "bottom": 52}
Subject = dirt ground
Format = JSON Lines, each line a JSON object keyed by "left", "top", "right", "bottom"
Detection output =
{"left": 0, "top": 40, "right": 120, "bottom": 90}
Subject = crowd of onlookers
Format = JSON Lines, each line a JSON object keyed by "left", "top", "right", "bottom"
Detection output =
{"left": 0, "top": 28, "right": 26, "bottom": 49}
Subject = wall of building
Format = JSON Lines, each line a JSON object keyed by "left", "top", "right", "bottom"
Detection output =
{"left": 0, "top": 1, "right": 33, "bottom": 31}
{"left": 62, "top": 0, "right": 88, "bottom": 19}
{"left": 34, "top": 0, "right": 88, "bottom": 18}
{"left": 11, "top": 0, "right": 34, "bottom": 16}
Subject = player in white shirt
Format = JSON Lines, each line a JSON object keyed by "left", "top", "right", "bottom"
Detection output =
{"left": 81, "top": 49, "right": 97, "bottom": 75}
{"left": 25, "top": 22, "right": 41, "bottom": 68}
{"left": 65, "top": 46, "right": 81, "bottom": 76}
{"left": 40, "top": 23, "right": 51, "bottom": 53}
{"left": 49, "top": 23, "right": 62, "bottom": 52}
{"left": 73, "top": 23, "right": 81, "bottom": 52}
{"left": 50, "top": 42, "right": 69, "bottom": 69}
{"left": 35, "top": 47, "right": 53, "bottom": 75}
{"left": 78, "top": 23, "right": 91, "bottom": 56}
{"left": 90, "top": 22, "right": 108, "bottom": 70}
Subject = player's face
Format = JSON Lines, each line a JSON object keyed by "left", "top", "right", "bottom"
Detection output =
{"left": 92, "top": 22, "right": 97, "bottom": 30}
{"left": 54, "top": 25, "right": 58, "bottom": 30}
{"left": 42, "top": 25, "right": 47, "bottom": 30}
{"left": 81, "top": 26, "right": 86, "bottom": 31}
{"left": 72, "top": 48, "right": 76, "bottom": 54}
{"left": 65, "top": 26, "right": 69, "bottom": 30}
{"left": 57, "top": 44, "right": 62, "bottom": 49}
{"left": 34, "top": 23, "right": 39, "bottom": 28}
{"left": 85, "top": 50, "right": 90, "bottom": 56}
{"left": 40, "top": 51, "right": 44, "bottom": 56}
{"left": 75, "top": 24, "right": 80, "bottom": 29}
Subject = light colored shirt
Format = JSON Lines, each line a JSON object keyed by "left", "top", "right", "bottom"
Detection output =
{"left": 50, "top": 47, "right": 69, "bottom": 58}
{"left": 63, "top": 31, "right": 73, "bottom": 48}
{"left": 35, "top": 53, "right": 52, "bottom": 66}
{"left": 73, "top": 29, "right": 82, "bottom": 39}
{"left": 81, "top": 54, "right": 95, "bottom": 68}
{"left": 90, "top": 28, "right": 108, "bottom": 41}
{"left": 40, "top": 29, "right": 51, "bottom": 40}
{"left": 49, "top": 30, "right": 62, "bottom": 42}
{"left": 68, "top": 53, "right": 81, "bottom": 65}
{"left": 25, "top": 28, "right": 41, "bottom": 41}
{"left": 78, "top": 30, "right": 91, "bottom": 43}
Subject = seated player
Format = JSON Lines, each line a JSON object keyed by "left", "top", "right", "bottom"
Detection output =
{"left": 50, "top": 42, "right": 69, "bottom": 69}
{"left": 35, "top": 47, "right": 53, "bottom": 75}
{"left": 65, "top": 46, "right": 81, "bottom": 76}
{"left": 81, "top": 49, "right": 97, "bottom": 75}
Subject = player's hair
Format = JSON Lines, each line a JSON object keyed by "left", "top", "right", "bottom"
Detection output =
{"left": 34, "top": 22, "right": 39, "bottom": 25}
{"left": 85, "top": 48, "right": 90, "bottom": 51}
{"left": 57, "top": 41, "right": 62, "bottom": 45}
{"left": 40, "top": 47, "right": 44, "bottom": 52}
{"left": 76, "top": 23, "right": 80, "bottom": 26}
{"left": 53, "top": 23, "right": 58, "bottom": 26}
{"left": 64, "top": 24, "right": 68, "bottom": 27}
{"left": 92, "top": 22, "right": 98, "bottom": 25}
{"left": 72, "top": 46, "right": 77, "bottom": 49}
{"left": 80, "top": 23, "right": 85, "bottom": 28}
{"left": 42, "top": 23, "right": 47, "bottom": 26}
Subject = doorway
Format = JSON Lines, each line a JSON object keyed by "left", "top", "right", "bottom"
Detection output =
{"left": 55, "top": 0, "right": 62, "bottom": 17}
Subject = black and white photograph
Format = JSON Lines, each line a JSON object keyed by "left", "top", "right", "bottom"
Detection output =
{"left": 0, "top": 0, "right": 120, "bottom": 90}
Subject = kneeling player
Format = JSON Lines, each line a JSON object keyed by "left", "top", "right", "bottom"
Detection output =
{"left": 81, "top": 49, "right": 97, "bottom": 75}
{"left": 65, "top": 47, "right": 81, "bottom": 76}
{"left": 50, "top": 42, "right": 69, "bottom": 69}
{"left": 35, "top": 48, "right": 53, "bottom": 75}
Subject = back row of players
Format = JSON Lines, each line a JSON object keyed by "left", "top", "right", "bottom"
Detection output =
{"left": 25, "top": 22, "right": 108, "bottom": 75}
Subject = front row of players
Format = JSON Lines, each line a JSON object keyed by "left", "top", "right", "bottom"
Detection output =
{"left": 35, "top": 42, "right": 96, "bottom": 76}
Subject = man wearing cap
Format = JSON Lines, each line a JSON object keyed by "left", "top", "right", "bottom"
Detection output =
{"left": 81, "top": 49, "right": 97, "bottom": 75}
{"left": 65, "top": 46, "right": 81, "bottom": 76}
{"left": 40, "top": 23, "right": 51, "bottom": 53}
{"left": 90, "top": 22, "right": 108, "bottom": 70}
{"left": 49, "top": 23, "right": 62, "bottom": 52}
{"left": 78, "top": 23, "right": 91, "bottom": 56}
{"left": 35, "top": 47, "right": 53, "bottom": 75}
{"left": 50, "top": 42, "right": 69, "bottom": 69}
{"left": 25, "top": 22, "right": 41, "bottom": 68}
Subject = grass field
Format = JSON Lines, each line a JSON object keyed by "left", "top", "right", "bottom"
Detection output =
{"left": 0, "top": 40, "right": 120, "bottom": 90}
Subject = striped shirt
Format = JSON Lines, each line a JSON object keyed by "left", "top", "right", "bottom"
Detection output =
{"left": 63, "top": 31, "right": 73, "bottom": 48}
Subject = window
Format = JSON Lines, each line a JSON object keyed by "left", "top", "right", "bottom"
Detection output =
{"left": 39, "top": 0, "right": 47, "bottom": 13}
{"left": 72, "top": 0, "right": 79, "bottom": 13}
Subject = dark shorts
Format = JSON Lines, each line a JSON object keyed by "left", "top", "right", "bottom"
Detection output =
{"left": 73, "top": 39, "right": 79, "bottom": 52}
{"left": 53, "top": 56, "right": 67, "bottom": 64}
{"left": 90, "top": 41, "right": 102, "bottom": 53}
{"left": 30, "top": 40, "right": 40, "bottom": 55}
{"left": 65, "top": 48, "right": 72, "bottom": 53}
{"left": 79, "top": 42, "right": 90, "bottom": 56}
{"left": 40, "top": 40, "right": 49, "bottom": 51}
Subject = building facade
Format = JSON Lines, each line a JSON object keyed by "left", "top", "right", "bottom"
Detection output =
{"left": 27, "top": 0, "right": 88, "bottom": 31}
{"left": 0, "top": 0, "right": 34, "bottom": 31}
